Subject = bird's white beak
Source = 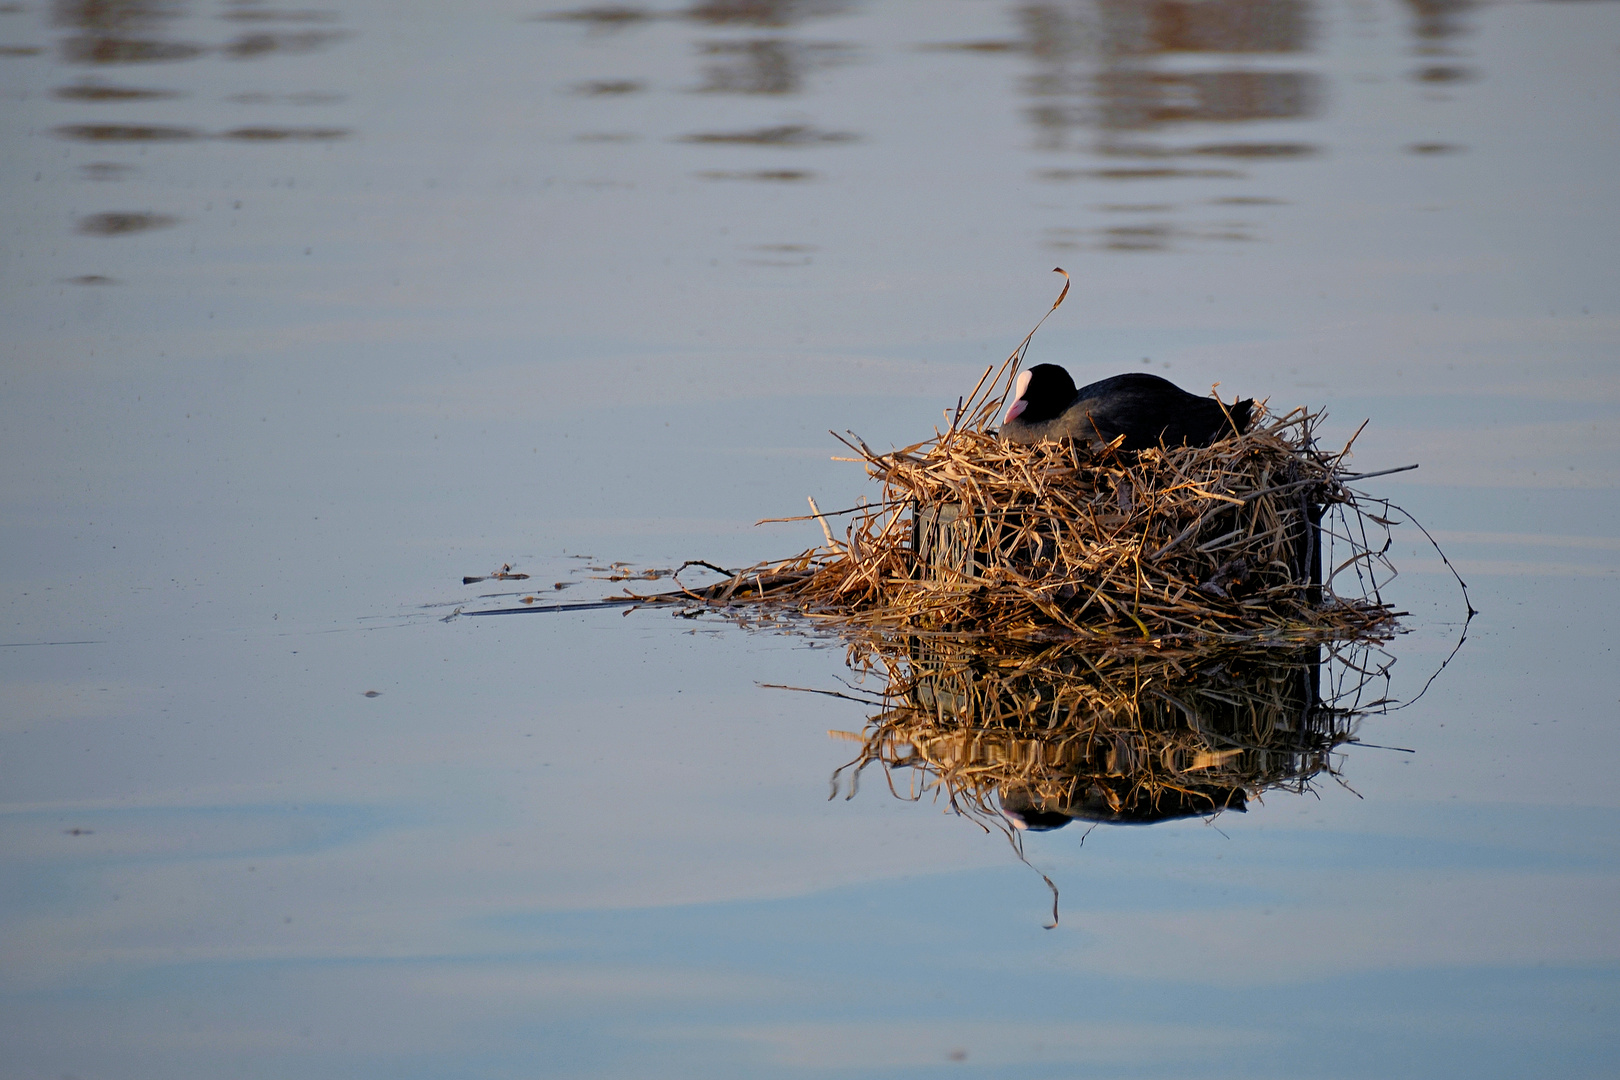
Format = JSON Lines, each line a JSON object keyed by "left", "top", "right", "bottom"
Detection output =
{"left": 1004, "top": 369, "right": 1033, "bottom": 425}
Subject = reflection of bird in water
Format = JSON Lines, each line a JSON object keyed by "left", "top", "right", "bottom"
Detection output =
{"left": 999, "top": 782, "right": 1248, "bottom": 829}
{"left": 999, "top": 364, "right": 1253, "bottom": 450}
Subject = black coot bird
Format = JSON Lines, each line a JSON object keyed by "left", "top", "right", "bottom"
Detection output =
{"left": 999, "top": 364, "right": 1253, "bottom": 450}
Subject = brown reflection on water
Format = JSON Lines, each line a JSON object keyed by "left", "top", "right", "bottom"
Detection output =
{"left": 696, "top": 168, "right": 815, "bottom": 181}
{"left": 53, "top": 0, "right": 204, "bottom": 65}
{"left": 218, "top": 125, "right": 347, "bottom": 140}
{"left": 79, "top": 161, "right": 137, "bottom": 179}
{"left": 1405, "top": 142, "right": 1464, "bottom": 156}
{"left": 743, "top": 241, "right": 815, "bottom": 266}
{"left": 47, "top": 0, "right": 358, "bottom": 256}
{"left": 540, "top": 0, "right": 852, "bottom": 26}
{"left": 51, "top": 0, "right": 351, "bottom": 63}
{"left": 1013, "top": 0, "right": 1320, "bottom": 147}
{"left": 685, "top": 0, "right": 851, "bottom": 27}
{"left": 55, "top": 122, "right": 346, "bottom": 140}
{"left": 537, "top": 5, "right": 659, "bottom": 28}
{"left": 1096, "top": 201, "right": 1174, "bottom": 212}
{"left": 76, "top": 210, "right": 178, "bottom": 234}
{"left": 678, "top": 122, "right": 854, "bottom": 145}
{"left": 541, "top": 2, "right": 860, "bottom": 161}
{"left": 917, "top": 39, "right": 1021, "bottom": 54}
{"left": 53, "top": 78, "right": 180, "bottom": 98}
{"left": 223, "top": 28, "right": 347, "bottom": 59}
{"left": 922, "top": 0, "right": 1325, "bottom": 255}
{"left": 1045, "top": 219, "right": 1256, "bottom": 252}
{"left": 695, "top": 38, "right": 852, "bottom": 95}
{"left": 1089, "top": 69, "right": 1317, "bottom": 135}
{"left": 1094, "top": 0, "right": 1310, "bottom": 55}
{"left": 831, "top": 635, "right": 1389, "bottom": 830}
{"left": 1038, "top": 166, "right": 1243, "bottom": 181}
{"left": 1412, "top": 64, "right": 1472, "bottom": 83}
{"left": 571, "top": 78, "right": 645, "bottom": 96}
{"left": 221, "top": 7, "right": 338, "bottom": 22}
{"left": 56, "top": 121, "right": 197, "bottom": 139}
{"left": 1404, "top": 0, "right": 1476, "bottom": 91}
{"left": 225, "top": 90, "right": 343, "bottom": 104}
{"left": 60, "top": 32, "right": 198, "bottom": 62}
{"left": 1187, "top": 141, "right": 1315, "bottom": 158}
{"left": 1405, "top": 0, "right": 1473, "bottom": 54}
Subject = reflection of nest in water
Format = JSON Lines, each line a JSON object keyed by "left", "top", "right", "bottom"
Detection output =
{"left": 831, "top": 635, "right": 1392, "bottom": 828}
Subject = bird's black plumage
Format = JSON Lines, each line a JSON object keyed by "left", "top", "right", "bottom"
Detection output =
{"left": 999, "top": 364, "right": 1253, "bottom": 450}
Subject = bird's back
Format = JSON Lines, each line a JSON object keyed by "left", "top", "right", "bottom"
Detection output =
{"left": 1027, "top": 372, "right": 1251, "bottom": 450}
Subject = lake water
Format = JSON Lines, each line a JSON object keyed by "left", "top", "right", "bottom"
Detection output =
{"left": 2, "top": 0, "right": 1618, "bottom": 1077}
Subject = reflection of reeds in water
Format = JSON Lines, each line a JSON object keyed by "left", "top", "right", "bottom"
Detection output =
{"left": 831, "top": 634, "right": 1389, "bottom": 829}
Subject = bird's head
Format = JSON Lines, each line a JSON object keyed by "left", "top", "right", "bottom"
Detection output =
{"left": 1004, "top": 363, "right": 1077, "bottom": 425}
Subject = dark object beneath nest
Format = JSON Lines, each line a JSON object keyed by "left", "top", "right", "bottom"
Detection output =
{"left": 999, "top": 366, "right": 1253, "bottom": 450}
{"left": 1000, "top": 783, "right": 1250, "bottom": 828}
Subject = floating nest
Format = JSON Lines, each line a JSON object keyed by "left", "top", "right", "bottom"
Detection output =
{"left": 681, "top": 354, "right": 1405, "bottom": 646}
{"left": 568, "top": 274, "right": 1433, "bottom": 647}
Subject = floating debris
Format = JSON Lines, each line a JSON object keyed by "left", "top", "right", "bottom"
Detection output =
{"left": 461, "top": 563, "right": 530, "bottom": 585}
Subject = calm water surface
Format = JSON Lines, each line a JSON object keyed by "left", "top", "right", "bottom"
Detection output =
{"left": 2, "top": 0, "right": 1618, "bottom": 1077}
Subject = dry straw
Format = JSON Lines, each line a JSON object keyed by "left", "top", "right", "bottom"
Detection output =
{"left": 674, "top": 272, "right": 1406, "bottom": 645}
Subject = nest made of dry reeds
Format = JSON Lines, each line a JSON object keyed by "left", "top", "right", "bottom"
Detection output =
{"left": 698, "top": 352, "right": 1401, "bottom": 645}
